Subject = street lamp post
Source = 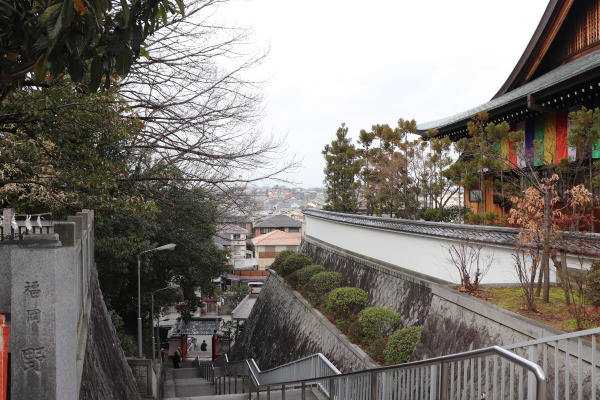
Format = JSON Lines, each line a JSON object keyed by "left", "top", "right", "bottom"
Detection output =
{"left": 151, "top": 284, "right": 179, "bottom": 363}
{"left": 137, "top": 243, "right": 176, "bottom": 358}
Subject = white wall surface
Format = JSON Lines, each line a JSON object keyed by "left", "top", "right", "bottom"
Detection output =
{"left": 305, "top": 214, "right": 569, "bottom": 285}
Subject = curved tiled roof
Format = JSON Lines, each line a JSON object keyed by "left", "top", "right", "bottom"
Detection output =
{"left": 417, "top": 49, "right": 600, "bottom": 134}
{"left": 303, "top": 208, "right": 600, "bottom": 257}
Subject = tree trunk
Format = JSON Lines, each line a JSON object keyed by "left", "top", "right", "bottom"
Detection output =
{"left": 551, "top": 252, "right": 571, "bottom": 306}
{"left": 541, "top": 190, "right": 552, "bottom": 303}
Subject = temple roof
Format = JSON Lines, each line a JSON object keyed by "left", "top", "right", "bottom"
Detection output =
{"left": 417, "top": 49, "right": 600, "bottom": 136}
{"left": 417, "top": 0, "right": 600, "bottom": 139}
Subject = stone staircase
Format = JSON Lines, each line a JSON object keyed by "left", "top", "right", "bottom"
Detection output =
{"left": 163, "top": 358, "right": 322, "bottom": 400}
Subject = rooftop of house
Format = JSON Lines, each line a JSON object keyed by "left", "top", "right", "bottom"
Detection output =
{"left": 167, "top": 317, "right": 223, "bottom": 338}
{"left": 254, "top": 214, "right": 302, "bottom": 228}
{"left": 251, "top": 229, "right": 301, "bottom": 246}
{"left": 217, "top": 224, "right": 249, "bottom": 234}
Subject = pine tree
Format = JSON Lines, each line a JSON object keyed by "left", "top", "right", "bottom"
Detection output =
{"left": 322, "top": 124, "right": 361, "bottom": 213}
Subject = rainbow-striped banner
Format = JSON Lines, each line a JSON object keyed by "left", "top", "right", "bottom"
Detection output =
{"left": 497, "top": 113, "right": 575, "bottom": 166}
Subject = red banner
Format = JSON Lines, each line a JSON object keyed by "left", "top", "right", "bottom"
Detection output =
{"left": 0, "top": 315, "right": 9, "bottom": 400}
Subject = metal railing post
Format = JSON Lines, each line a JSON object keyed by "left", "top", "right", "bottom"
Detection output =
{"left": 371, "top": 371, "right": 377, "bottom": 399}
{"left": 267, "top": 385, "right": 271, "bottom": 400}
{"left": 329, "top": 378, "right": 335, "bottom": 400}
{"left": 440, "top": 361, "right": 448, "bottom": 400}
{"left": 282, "top": 383, "right": 286, "bottom": 400}
{"left": 302, "top": 382, "right": 306, "bottom": 400}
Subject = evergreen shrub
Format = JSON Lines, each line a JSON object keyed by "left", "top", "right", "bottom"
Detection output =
{"left": 384, "top": 326, "right": 422, "bottom": 365}
{"left": 327, "top": 287, "right": 369, "bottom": 317}
{"left": 280, "top": 253, "right": 313, "bottom": 277}
{"left": 358, "top": 306, "right": 402, "bottom": 341}
{"left": 309, "top": 271, "right": 342, "bottom": 295}
{"left": 284, "top": 270, "right": 300, "bottom": 288}
{"left": 297, "top": 265, "right": 326, "bottom": 287}
{"left": 347, "top": 320, "right": 364, "bottom": 344}
{"left": 368, "top": 337, "right": 388, "bottom": 364}
{"left": 271, "top": 250, "right": 296, "bottom": 274}
{"left": 587, "top": 262, "right": 600, "bottom": 307}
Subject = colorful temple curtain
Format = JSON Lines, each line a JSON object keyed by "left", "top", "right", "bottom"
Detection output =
{"left": 499, "top": 113, "right": 573, "bottom": 167}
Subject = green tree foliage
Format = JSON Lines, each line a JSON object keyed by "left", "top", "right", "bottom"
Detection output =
{"left": 568, "top": 106, "right": 600, "bottom": 232}
{"left": 0, "top": 81, "right": 144, "bottom": 211}
{"left": 326, "top": 287, "right": 369, "bottom": 317}
{"left": 280, "top": 253, "right": 313, "bottom": 277}
{"left": 322, "top": 123, "right": 361, "bottom": 212}
{"left": 308, "top": 271, "right": 342, "bottom": 295}
{"left": 271, "top": 249, "right": 296, "bottom": 274}
{"left": 224, "top": 283, "right": 252, "bottom": 307}
{"left": 95, "top": 181, "right": 228, "bottom": 338}
{"left": 358, "top": 306, "right": 402, "bottom": 342}
{"left": 0, "top": 0, "right": 182, "bottom": 95}
{"left": 109, "top": 310, "right": 138, "bottom": 357}
{"left": 383, "top": 326, "right": 422, "bottom": 365}
{"left": 424, "top": 132, "right": 458, "bottom": 218}
{"left": 296, "top": 265, "right": 326, "bottom": 287}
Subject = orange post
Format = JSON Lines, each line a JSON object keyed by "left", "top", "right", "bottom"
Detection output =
{"left": 0, "top": 314, "right": 8, "bottom": 400}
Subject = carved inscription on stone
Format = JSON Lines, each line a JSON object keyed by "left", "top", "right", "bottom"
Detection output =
{"left": 26, "top": 309, "right": 41, "bottom": 326}
{"left": 21, "top": 347, "right": 46, "bottom": 371}
{"left": 24, "top": 281, "right": 41, "bottom": 298}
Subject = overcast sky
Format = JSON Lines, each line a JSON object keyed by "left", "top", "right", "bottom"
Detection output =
{"left": 221, "top": 0, "right": 550, "bottom": 188}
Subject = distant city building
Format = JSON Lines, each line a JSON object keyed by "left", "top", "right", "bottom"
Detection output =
{"left": 251, "top": 230, "right": 301, "bottom": 270}
{"left": 253, "top": 214, "right": 303, "bottom": 236}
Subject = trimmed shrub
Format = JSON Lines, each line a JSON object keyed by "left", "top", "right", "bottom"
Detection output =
{"left": 297, "top": 265, "right": 326, "bottom": 287}
{"left": 368, "top": 337, "right": 388, "bottom": 364}
{"left": 280, "top": 253, "right": 313, "bottom": 277}
{"left": 384, "top": 326, "right": 423, "bottom": 365}
{"left": 347, "top": 320, "right": 364, "bottom": 344}
{"left": 270, "top": 250, "right": 296, "bottom": 274}
{"left": 284, "top": 270, "right": 300, "bottom": 288}
{"left": 587, "top": 266, "right": 600, "bottom": 307}
{"left": 327, "top": 287, "right": 369, "bottom": 317}
{"left": 309, "top": 271, "right": 342, "bottom": 295}
{"left": 358, "top": 306, "right": 402, "bottom": 341}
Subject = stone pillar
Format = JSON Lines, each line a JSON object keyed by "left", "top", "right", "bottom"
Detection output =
{"left": 2, "top": 209, "right": 13, "bottom": 238}
{"left": 0, "top": 315, "right": 8, "bottom": 400}
{"left": 8, "top": 238, "right": 77, "bottom": 400}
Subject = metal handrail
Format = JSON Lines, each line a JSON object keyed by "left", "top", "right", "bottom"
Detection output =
{"left": 214, "top": 345, "right": 547, "bottom": 400}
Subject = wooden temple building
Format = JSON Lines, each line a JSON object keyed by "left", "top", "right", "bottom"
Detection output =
{"left": 418, "top": 0, "right": 600, "bottom": 219}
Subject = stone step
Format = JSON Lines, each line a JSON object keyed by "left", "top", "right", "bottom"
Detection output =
{"left": 173, "top": 367, "right": 199, "bottom": 380}
{"left": 165, "top": 388, "right": 321, "bottom": 400}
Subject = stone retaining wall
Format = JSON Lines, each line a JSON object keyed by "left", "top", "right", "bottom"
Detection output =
{"left": 300, "top": 237, "right": 563, "bottom": 361}
{"left": 231, "top": 272, "right": 378, "bottom": 373}
{"left": 79, "top": 267, "right": 141, "bottom": 400}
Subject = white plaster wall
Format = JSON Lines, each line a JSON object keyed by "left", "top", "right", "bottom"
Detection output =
{"left": 305, "top": 215, "right": 565, "bottom": 285}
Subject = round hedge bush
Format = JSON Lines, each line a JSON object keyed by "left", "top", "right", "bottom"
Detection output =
{"left": 280, "top": 253, "right": 313, "bottom": 277}
{"left": 368, "top": 337, "right": 388, "bottom": 364}
{"left": 327, "top": 287, "right": 369, "bottom": 317}
{"left": 284, "top": 270, "right": 300, "bottom": 288}
{"left": 270, "top": 250, "right": 296, "bottom": 274}
{"left": 384, "top": 326, "right": 422, "bottom": 365}
{"left": 347, "top": 320, "right": 364, "bottom": 344}
{"left": 357, "top": 306, "right": 402, "bottom": 341}
{"left": 309, "top": 271, "right": 342, "bottom": 295}
{"left": 587, "top": 267, "right": 600, "bottom": 307}
{"left": 297, "top": 265, "right": 326, "bottom": 287}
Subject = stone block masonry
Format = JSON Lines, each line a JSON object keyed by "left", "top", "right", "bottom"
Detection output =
{"left": 231, "top": 271, "right": 378, "bottom": 373}
{"left": 300, "top": 236, "right": 563, "bottom": 361}
{"left": 0, "top": 210, "right": 141, "bottom": 400}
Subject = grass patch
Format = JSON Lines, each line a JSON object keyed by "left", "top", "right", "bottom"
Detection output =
{"left": 475, "top": 285, "right": 598, "bottom": 332}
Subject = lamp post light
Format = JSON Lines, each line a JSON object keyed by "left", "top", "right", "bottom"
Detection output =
{"left": 151, "top": 284, "right": 179, "bottom": 363}
{"left": 137, "top": 243, "right": 176, "bottom": 358}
